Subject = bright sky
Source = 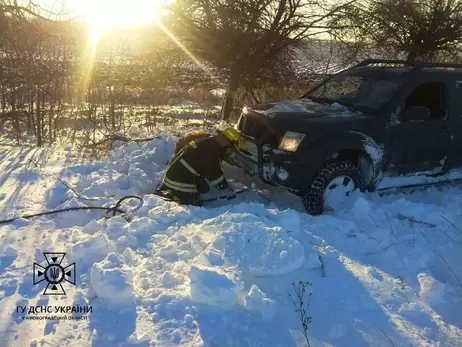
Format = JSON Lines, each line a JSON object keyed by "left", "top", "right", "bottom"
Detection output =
{"left": 29, "top": 0, "right": 170, "bottom": 94}
{"left": 38, "top": 0, "right": 164, "bottom": 40}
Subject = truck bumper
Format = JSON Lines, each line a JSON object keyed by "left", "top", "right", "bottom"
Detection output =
{"left": 231, "top": 134, "right": 316, "bottom": 195}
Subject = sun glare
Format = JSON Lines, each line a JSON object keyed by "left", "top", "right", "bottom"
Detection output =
{"left": 75, "top": 0, "right": 161, "bottom": 41}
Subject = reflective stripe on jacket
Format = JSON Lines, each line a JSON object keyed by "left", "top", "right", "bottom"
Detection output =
{"left": 162, "top": 177, "right": 199, "bottom": 193}
{"left": 162, "top": 136, "right": 229, "bottom": 194}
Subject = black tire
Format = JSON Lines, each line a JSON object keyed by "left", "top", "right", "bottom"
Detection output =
{"left": 302, "top": 161, "right": 366, "bottom": 216}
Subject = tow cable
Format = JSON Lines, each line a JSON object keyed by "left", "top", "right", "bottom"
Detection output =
{"left": 205, "top": 187, "right": 250, "bottom": 201}
{"left": 0, "top": 187, "right": 252, "bottom": 226}
{"left": 7, "top": 179, "right": 454, "bottom": 227}
{"left": 0, "top": 154, "right": 255, "bottom": 226}
{"left": 153, "top": 186, "right": 251, "bottom": 203}
{"left": 0, "top": 195, "right": 144, "bottom": 226}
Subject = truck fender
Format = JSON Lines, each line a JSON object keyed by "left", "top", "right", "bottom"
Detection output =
{"left": 304, "top": 131, "right": 384, "bottom": 189}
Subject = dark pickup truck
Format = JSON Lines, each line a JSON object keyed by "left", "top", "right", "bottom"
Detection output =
{"left": 230, "top": 59, "right": 462, "bottom": 215}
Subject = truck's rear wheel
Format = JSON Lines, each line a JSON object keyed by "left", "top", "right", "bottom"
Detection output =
{"left": 302, "top": 161, "right": 366, "bottom": 215}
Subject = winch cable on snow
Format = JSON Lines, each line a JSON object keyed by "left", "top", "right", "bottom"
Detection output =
{"left": 376, "top": 177, "right": 462, "bottom": 197}
{"left": 0, "top": 195, "right": 144, "bottom": 226}
{"left": 2, "top": 172, "right": 458, "bottom": 226}
{"left": 0, "top": 187, "right": 251, "bottom": 226}
{"left": 202, "top": 186, "right": 251, "bottom": 201}
{"left": 153, "top": 186, "right": 252, "bottom": 203}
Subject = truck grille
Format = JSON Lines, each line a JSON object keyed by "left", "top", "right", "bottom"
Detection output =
{"left": 238, "top": 113, "right": 281, "bottom": 146}
{"left": 238, "top": 114, "right": 267, "bottom": 140}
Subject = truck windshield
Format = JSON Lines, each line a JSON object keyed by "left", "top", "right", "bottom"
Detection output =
{"left": 305, "top": 74, "right": 399, "bottom": 109}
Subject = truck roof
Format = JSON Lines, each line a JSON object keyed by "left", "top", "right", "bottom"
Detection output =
{"left": 350, "top": 60, "right": 462, "bottom": 79}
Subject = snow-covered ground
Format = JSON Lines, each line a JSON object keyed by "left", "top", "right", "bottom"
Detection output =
{"left": 0, "top": 127, "right": 462, "bottom": 347}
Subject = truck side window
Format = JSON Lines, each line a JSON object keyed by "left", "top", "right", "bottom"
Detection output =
{"left": 405, "top": 82, "right": 446, "bottom": 120}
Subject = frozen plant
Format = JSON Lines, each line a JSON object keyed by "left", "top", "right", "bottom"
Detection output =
{"left": 290, "top": 280, "right": 312, "bottom": 347}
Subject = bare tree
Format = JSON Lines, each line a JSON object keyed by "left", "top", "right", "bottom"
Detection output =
{"left": 331, "top": 0, "right": 462, "bottom": 62}
{"left": 166, "top": 0, "right": 354, "bottom": 121}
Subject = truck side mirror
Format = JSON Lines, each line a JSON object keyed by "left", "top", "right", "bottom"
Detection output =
{"left": 401, "top": 106, "right": 431, "bottom": 121}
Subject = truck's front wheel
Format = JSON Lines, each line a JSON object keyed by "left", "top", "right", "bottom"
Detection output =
{"left": 302, "top": 161, "right": 366, "bottom": 215}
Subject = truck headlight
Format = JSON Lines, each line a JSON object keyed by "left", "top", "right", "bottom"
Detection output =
{"left": 278, "top": 131, "right": 305, "bottom": 152}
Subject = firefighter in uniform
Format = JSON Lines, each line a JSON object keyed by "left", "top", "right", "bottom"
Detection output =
{"left": 155, "top": 127, "right": 242, "bottom": 206}
{"left": 173, "top": 130, "right": 212, "bottom": 155}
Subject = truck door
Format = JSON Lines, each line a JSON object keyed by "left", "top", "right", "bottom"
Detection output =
{"left": 385, "top": 78, "right": 456, "bottom": 174}
{"left": 450, "top": 79, "right": 462, "bottom": 167}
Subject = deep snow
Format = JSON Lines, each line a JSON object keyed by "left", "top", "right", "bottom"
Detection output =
{"left": 0, "top": 127, "right": 461, "bottom": 347}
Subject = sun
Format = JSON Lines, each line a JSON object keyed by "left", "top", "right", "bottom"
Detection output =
{"left": 74, "top": 0, "right": 161, "bottom": 41}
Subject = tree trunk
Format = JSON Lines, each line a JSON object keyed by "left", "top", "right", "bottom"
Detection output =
{"left": 220, "top": 68, "right": 241, "bottom": 122}
{"left": 26, "top": 91, "right": 32, "bottom": 134}
{"left": 36, "top": 88, "right": 42, "bottom": 147}
{"left": 109, "top": 86, "right": 115, "bottom": 130}
{"left": 30, "top": 90, "right": 36, "bottom": 137}
{"left": 1, "top": 86, "right": 5, "bottom": 130}
{"left": 11, "top": 88, "right": 18, "bottom": 134}
{"left": 48, "top": 106, "right": 54, "bottom": 143}
{"left": 407, "top": 50, "right": 417, "bottom": 61}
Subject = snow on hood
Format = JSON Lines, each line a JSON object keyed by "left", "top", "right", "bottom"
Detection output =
{"left": 248, "top": 98, "right": 362, "bottom": 119}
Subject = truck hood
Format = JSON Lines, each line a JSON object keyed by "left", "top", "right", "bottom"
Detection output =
{"left": 247, "top": 98, "right": 364, "bottom": 120}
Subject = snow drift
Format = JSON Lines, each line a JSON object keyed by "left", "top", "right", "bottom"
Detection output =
{"left": 0, "top": 126, "right": 461, "bottom": 347}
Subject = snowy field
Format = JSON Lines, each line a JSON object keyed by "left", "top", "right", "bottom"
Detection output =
{"left": 0, "top": 123, "right": 462, "bottom": 347}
